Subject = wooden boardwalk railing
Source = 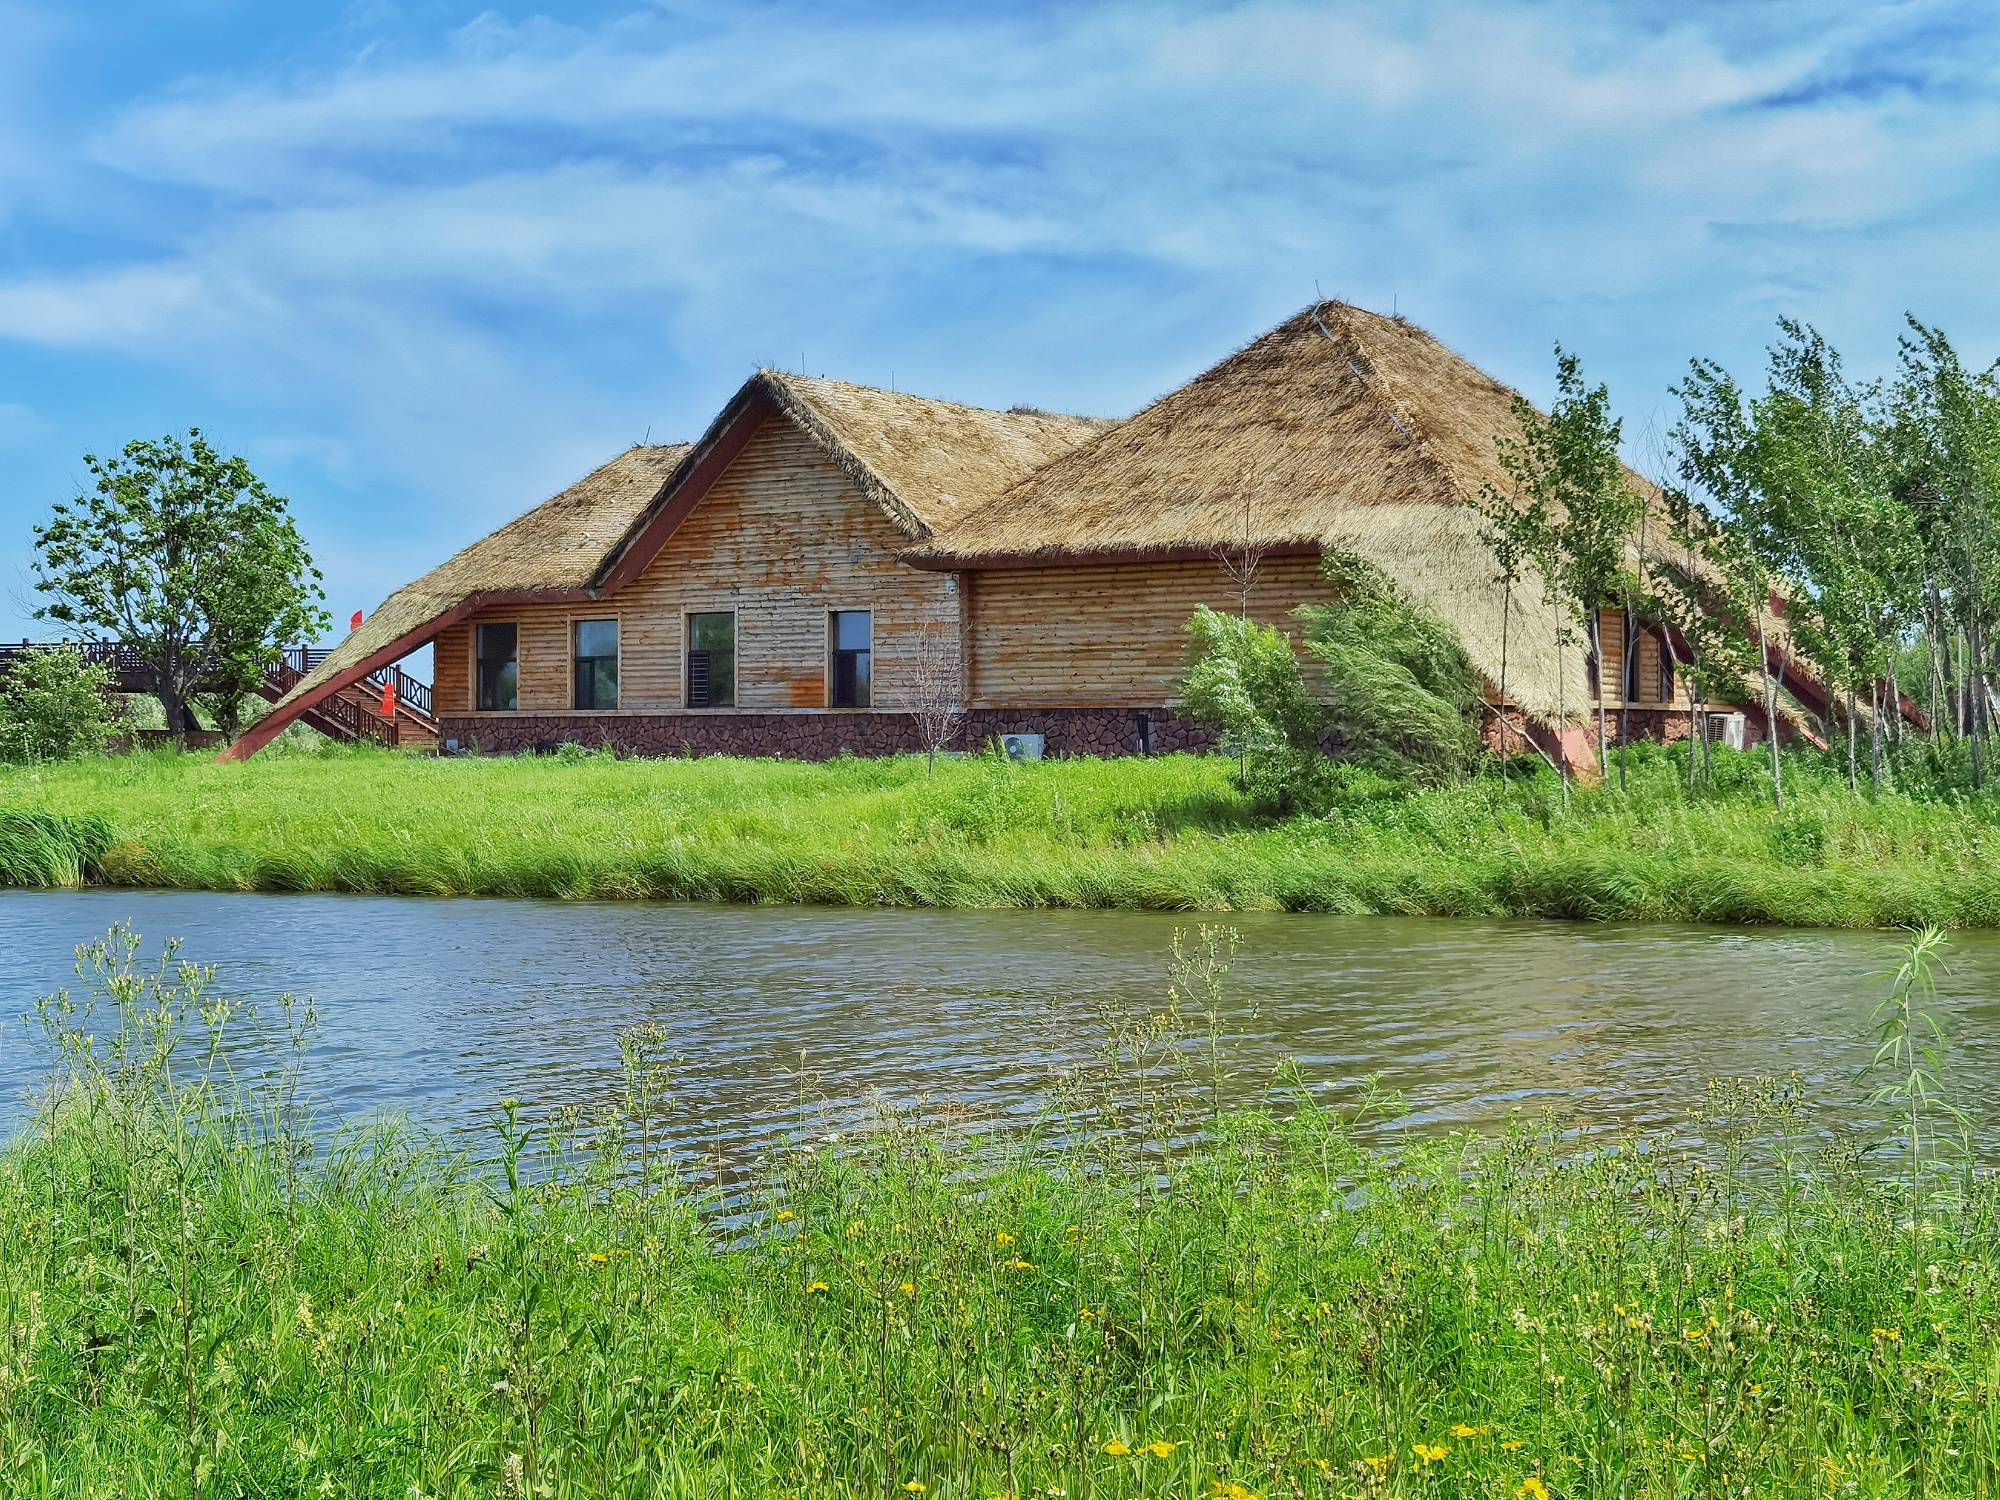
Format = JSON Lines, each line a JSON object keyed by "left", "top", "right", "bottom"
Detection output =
{"left": 0, "top": 640, "right": 436, "bottom": 747}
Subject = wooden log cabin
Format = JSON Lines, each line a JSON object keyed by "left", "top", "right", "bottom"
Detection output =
{"left": 230, "top": 301, "right": 1822, "bottom": 767}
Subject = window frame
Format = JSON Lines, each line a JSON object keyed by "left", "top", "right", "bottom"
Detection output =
{"left": 684, "top": 609, "right": 737, "bottom": 710}
{"left": 571, "top": 616, "right": 621, "bottom": 712}
{"left": 475, "top": 621, "right": 519, "bottom": 713}
{"left": 828, "top": 608, "right": 872, "bottom": 710}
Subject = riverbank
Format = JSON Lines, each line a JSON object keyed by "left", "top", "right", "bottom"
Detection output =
{"left": 5, "top": 926, "right": 1993, "bottom": 1496}
{"left": 7, "top": 742, "right": 2000, "bottom": 925}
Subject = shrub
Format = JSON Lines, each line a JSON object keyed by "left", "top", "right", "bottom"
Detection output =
{"left": 1180, "top": 605, "right": 1329, "bottom": 813}
{"left": 0, "top": 644, "right": 117, "bottom": 762}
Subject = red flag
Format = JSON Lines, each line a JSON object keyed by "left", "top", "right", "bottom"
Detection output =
{"left": 380, "top": 679, "right": 396, "bottom": 717}
{"left": 350, "top": 610, "right": 364, "bottom": 632}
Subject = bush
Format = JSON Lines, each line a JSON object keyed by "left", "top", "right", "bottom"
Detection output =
{"left": 0, "top": 644, "right": 116, "bottom": 762}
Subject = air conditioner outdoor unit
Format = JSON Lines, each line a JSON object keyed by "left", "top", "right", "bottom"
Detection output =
{"left": 1000, "top": 733, "right": 1044, "bottom": 762}
{"left": 1704, "top": 712, "right": 1746, "bottom": 751}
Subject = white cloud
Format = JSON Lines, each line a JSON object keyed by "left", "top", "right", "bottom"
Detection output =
{"left": 0, "top": 0, "right": 1995, "bottom": 628}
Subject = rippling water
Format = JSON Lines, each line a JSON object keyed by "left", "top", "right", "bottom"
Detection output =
{"left": 4, "top": 890, "right": 1996, "bottom": 1157}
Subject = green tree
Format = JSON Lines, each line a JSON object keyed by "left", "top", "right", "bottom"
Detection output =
{"left": 1885, "top": 319, "right": 2000, "bottom": 785}
{"left": 0, "top": 645, "right": 117, "bottom": 762}
{"left": 1180, "top": 605, "right": 1325, "bottom": 812}
{"left": 1494, "top": 347, "right": 1644, "bottom": 781}
{"left": 32, "top": 430, "right": 329, "bottom": 745}
{"left": 1300, "top": 555, "right": 1485, "bottom": 788}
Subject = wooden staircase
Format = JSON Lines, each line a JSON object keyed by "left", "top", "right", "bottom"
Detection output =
{"left": 0, "top": 641, "right": 438, "bottom": 749}
{"left": 259, "top": 649, "right": 438, "bottom": 748}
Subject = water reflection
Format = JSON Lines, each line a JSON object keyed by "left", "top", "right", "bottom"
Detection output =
{"left": 3, "top": 891, "right": 1994, "bottom": 1158}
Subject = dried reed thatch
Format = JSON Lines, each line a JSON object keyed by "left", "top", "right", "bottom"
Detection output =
{"left": 241, "top": 445, "right": 690, "bottom": 744}
{"left": 912, "top": 301, "right": 1603, "bottom": 720}
{"left": 756, "top": 372, "right": 1114, "bottom": 537}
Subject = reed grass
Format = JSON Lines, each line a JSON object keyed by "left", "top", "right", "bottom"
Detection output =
{"left": 8, "top": 741, "right": 2000, "bottom": 924}
{"left": 7, "top": 924, "right": 2000, "bottom": 1497}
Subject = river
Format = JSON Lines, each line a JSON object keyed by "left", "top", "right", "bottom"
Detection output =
{"left": 3, "top": 890, "right": 1996, "bottom": 1158}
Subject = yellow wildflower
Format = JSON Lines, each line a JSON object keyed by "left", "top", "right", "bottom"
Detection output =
{"left": 806, "top": 1282, "right": 830, "bottom": 1294}
{"left": 1501, "top": 1440, "right": 1524, "bottom": 1452}
{"left": 903, "top": 1484, "right": 927, "bottom": 1494}
{"left": 1006, "top": 1257, "right": 1037, "bottom": 1271}
{"left": 995, "top": 1232, "right": 1015, "bottom": 1247}
{"left": 1520, "top": 1479, "right": 1550, "bottom": 1500}
{"left": 1874, "top": 1327, "right": 1901, "bottom": 1341}
{"left": 1078, "top": 1307, "right": 1097, "bottom": 1319}
{"left": 1142, "top": 1440, "right": 1177, "bottom": 1458}
{"left": 1103, "top": 1439, "right": 1131, "bottom": 1456}
{"left": 1361, "top": 1453, "right": 1393, "bottom": 1477}
{"left": 776, "top": 1210, "right": 796, "bottom": 1223}
{"left": 1413, "top": 1443, "right": 1449, "bottom": 1464}
{"left": 900, "top": 1282, "right": 916, "bottom": 1297}
{"left": 1210, "top": 1484, "right": 1258, "bottom": 1500}
{"left": 1450, "top": 1424, "right": 1483, "bottom": 1439}
{"left": 587, "top": 1252, "right": 609, "bottom": 1265}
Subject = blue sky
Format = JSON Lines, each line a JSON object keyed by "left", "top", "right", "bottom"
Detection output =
{"left": 1, "top": 0, "right": 1997, "bottom": 641}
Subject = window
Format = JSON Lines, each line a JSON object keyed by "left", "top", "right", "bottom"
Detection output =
{"left": 476, "top": 623, "right": 517, "bottom": 712}
{"left": 1622, "top": 613, "right": 1642, "bottom": 702}
{"left": 1660, "top": 652, "right": 1677, "bottom": 705}
{"left": 830, "top": 610, "right": 871, "bottom": 708}
{"left": 573, "top": 619, "right": 619, "bottom": 710}
{"left": 686, "top": 612, "right": 735, "bottom": 708}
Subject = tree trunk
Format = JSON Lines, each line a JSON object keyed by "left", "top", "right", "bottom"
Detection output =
{"left": 1758, "top": 612, "right": 1783, "bottom": 810}
{"left": 1586, "top": 611, "right": 1609, "bottom": 779}
{"left": 1846, "top": 684, "right": 1858, "bottom": 794}
{"left": 1972, "top": 621, "right": 1986, "bottom": 792}
{"left": 1498, "top": 575, "right": 1511, "bottom": 785}
{"left": 1557, "top": 625, "right": 1570, "bottom": 813}
{"left": 1870, "top": 680, "right": 1883, "bottom": 793}
{"left": 1618, "top": 606, "right": 1636, "bottom": 792}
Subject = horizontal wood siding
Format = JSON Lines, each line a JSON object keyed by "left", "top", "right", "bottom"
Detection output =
{"left": 434, "top": 623, "right": 470, "bottom": 713}
{"left": 451, "top": 416, "right": 958, "bottom": 717}
{"left": 966, "top": 555, "right": 1331, "bottom": 707}
{"left": 1593, "top": 607, "right": 1694, "bottom": 711}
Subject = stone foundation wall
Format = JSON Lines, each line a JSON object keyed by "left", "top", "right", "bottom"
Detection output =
{"left": 436, "top": 707, "right": 1216, "bottom": 760}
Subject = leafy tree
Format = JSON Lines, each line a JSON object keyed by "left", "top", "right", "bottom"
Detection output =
{"left": 1884, "top": 319, "right": 2000, "bottom": 785}
{"left": 1748, "top": 324, "right": 1920, "bottom": 791}
{"left": 1300, "top": 555, "right": 1485, "bottom": 788}
{"left": 1654, "top": 491, "right": 1764, "bottom": 790}
{"left": 1181, "top": 605, "right": 1326, "bottom": 812}
{"left": 1673, "top": 358, "right": 1795, "bottom": 807}
{"left": 32, "top": 431, "right": 329, "bottom": 745}
{"left": 0, "top": 645, "right": 118, "bottom": 762}
{"left": 1494, "top": 347, "right": 1644, "bottom": 780}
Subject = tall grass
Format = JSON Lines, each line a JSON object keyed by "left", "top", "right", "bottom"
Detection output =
{"left": 7, "top": 925, "right": 2000, "bottom": 1496}
{"left": 11, "top": 740, "right": 2000, "bottom": 922}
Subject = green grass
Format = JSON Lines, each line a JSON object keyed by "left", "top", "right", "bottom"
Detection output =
{"left": 7, "top": 924, "right": 2000, "bottom": 1497}
{"left": 10, "top": 739, "right": 2000, "bottom": 924}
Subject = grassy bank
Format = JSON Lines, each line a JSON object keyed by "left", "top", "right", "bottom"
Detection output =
{"left": 9, "top": 741, "right": 2000, "bottom": 924}
{"left": 5, "top": 926, "right": 1998, "bottom": 1496}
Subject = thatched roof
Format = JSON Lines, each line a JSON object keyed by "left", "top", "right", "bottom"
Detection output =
{"left": 756, "top": 372, "right": 1114, "bottom": 537}
{"left": 910, "top": 301, "right": 1597, "bottom": 719}
{"left": 243, "top": 444, "right": 690, "bottom": 739}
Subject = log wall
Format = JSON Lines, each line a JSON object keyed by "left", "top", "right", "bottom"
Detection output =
{"left": 434, "top": 417, "right": 959, "bottom": 716}
{"left": 964, "top": 554, "right": 1332, "bottom": 707}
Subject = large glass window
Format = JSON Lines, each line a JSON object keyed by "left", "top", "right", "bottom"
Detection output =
{"left": 476, "top": 622, "right": 518, "bottom": 712}
{"left": 573, "top": 619, "right": 619, "bottom": 710}
{"left": 830, "top": 610, "right": 871, "bottom": 708}
{"left": 686, "top": 612, "right": 735, "bottom": 708}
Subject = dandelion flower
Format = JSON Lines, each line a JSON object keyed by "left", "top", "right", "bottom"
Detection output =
{"left": 806, "top": 1282, "right": 830, "bottom": 1294}
{"left": 1078, "top": 1307, "right": 1097, "bottom": 1319}
{"left": 1361, "top": 1454, "right": 1393, "bottom": 1477}
{"left": 1103, "top": 1439, "right": 1131, "bottom": 1456}
{"left": 1873, "top": 1327, "right": 1901, "bottom": 1341}
{"left": 903, "top": 1483, "right": 927, "bottom": 1494}
{"left": 1450, "top": 1424, "right": 1483, "bottom": 1439}
{"left": 1500, "top": 1440, "right": 1524, "bottom": 1452}
{"left": 587, "top": 1252, "right": 609, "bottom": 1265}
{"left": 776, "top": 1210, "right": 796, "bottom": 1223}
{"left": 900, "top": 1282, "right": 916, "bottom": 1297}
{"left": 1142, "top": 1441, "right": 1177, "bottom": 1458}
{"left": 1413, "top": 1443, "right": 1449, "bottom": 1464}
{"left": 1519, "top": 1478, "right": 1550, "bottom": 1500}
{"left": 1006, "top": 1257, "right": 1037, "bottom": 1271}
{"left": 994, "top": 1231, "right": 1015, "bottom": 1246}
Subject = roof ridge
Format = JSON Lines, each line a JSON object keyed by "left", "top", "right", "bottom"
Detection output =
{"left": 758, "top": 371, "right": 931, "bottom": 538}
{"left": 1321, "top": 303, "right": 1472, "bottom": 511}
